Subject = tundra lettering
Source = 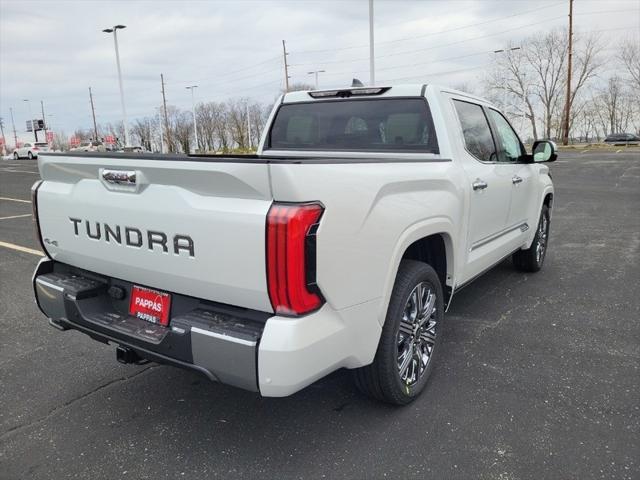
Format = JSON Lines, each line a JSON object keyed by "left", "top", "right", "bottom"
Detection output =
{"left": 68, "top": 217, "right": 194, "bottom": 257}
{"left": 35, "top": 85, "right": 555, "bottom": 404}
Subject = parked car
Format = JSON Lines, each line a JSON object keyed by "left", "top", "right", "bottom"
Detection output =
{"left": 120, "top": 146, "right": 145, "bottom": 153}
{"left": 604, "top": 133, "right": 640, "bottom": 146}
{"left": 71, "top": 141, "right": 107, "bottom": 152}
{"left": 13, "top": 142, "right": 49, "bottom": 159}
{"left": 32, "top": 84, "right": 556, "bottom": 405}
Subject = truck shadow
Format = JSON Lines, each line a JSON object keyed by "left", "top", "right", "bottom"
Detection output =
{"left": 87, "top": 259, "right": 534, "bottom": 472}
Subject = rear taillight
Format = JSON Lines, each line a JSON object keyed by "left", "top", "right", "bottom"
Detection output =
{"left": 266, "top": 202, "right": 324, "bottom": 316}
{"left": 33, "top": 147, "right": 39, "bottom": 151}
{"left": 31, "top": 180, "right": 50, "bottom": 257}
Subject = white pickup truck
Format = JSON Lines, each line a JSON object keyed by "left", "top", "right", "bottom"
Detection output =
{"left": 32, "top": 84, "right": 555, "bottom": 404}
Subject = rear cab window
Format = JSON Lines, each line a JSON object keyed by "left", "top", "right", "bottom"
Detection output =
{"left": 267, "top": 98, "right": 439, "bottom": 153}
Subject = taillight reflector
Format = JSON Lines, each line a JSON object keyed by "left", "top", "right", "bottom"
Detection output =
{"left": 31, "top": 180, "right": 50, "bottom": 257}
{"left": 267, "top": 202, "right": 324, "bottom": 316}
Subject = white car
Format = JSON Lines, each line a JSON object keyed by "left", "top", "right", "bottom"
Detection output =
{"left": 32, "top": 84, "right": 555, "bottom": 405}
{"left": 13, "top": 142, "right": 49, "bottom": 159}
{"left": 71, "top": 141, "right": 106, "bottom": 152}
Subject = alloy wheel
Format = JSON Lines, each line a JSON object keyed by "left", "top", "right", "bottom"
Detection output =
{"left": 536, "top": 214, "right": 548, "bottom": 264}
{"left": 397, "top": 282, "right": 438, "bottom": 386}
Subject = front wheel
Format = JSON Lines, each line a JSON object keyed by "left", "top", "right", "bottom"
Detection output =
{"left": 14, "top": 152, "right": 19, "bottom": 160}
{"left": 354, "top": 260, "right": 444, "bottom": 405}
{"left": 513, "top": 205, "right": 550, "bottom": 272}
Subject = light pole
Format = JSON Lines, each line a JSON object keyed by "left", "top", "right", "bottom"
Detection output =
{"left": 369, "top": 0, "right": 375, "bottom": 85}
{"left": 307, "top": 70, "right": 326, "bottom": 89}
{"left": 186, "top": 85, "right": 199, "bottom": 153}
{"left": 23, "top": 99, "right": 36, "bottom": 141}
{"left": 103, "top": 25, "right": 130, "bottom": 146}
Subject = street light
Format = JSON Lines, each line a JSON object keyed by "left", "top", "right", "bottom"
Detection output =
{"left": 186, "top": 85, "right": 199, "bottom": 153}
{"left": 493, "top": 47, "right": 521, "bottom": 54}
{"left": 493, "top": 47, "right": 522, "bottom": 110}
{"left": 307, "top": 70, "right": 326, "bottom": 89}
{"left": 23, "top": 99, "right": 36, "bottom": 141}
{"left": 103, "top": 24, "right": 130, "bottom": 146}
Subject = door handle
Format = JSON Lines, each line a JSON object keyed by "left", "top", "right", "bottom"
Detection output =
{"left": 472, "top": 179, "right": 488, "bottom": 191}
{"left": 512, "top": 175, "right": 523, "bottom": 185}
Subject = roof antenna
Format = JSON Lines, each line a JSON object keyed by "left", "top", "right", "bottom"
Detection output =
{"left": 351, "top": 78, "right": 364, "bottom": 87}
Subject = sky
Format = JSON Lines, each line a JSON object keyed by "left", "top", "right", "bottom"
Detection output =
{"left": 1, "top": 0, "right": 638, "bottom": 143}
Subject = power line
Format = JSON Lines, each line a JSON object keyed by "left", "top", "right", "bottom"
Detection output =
{"left": 292, "top": 1, "right": 566, "bottom": 55}
{"left": 290, "top": 15, "right": 565, "bottom": 70}
{"left": 165, "top": 54, "right": 282, "bottom": 86}
{"left": 316, "top": 50, "right": 496, "bottom": 79}
{"left": 381, "top": 64, "right": 491, "bottom": 84}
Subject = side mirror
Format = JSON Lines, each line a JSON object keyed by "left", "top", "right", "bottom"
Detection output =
{"left": 532, "top": 140, "right": 557, "bottom": 163}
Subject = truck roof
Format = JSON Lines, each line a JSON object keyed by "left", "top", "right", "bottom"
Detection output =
{"left": 282, "top": 83, "right": 492, "bottom": 106}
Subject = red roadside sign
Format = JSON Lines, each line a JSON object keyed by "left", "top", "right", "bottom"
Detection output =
{"left": 70, "top": 137, "right": 80, "bottom": 147}
{"left": 46, "top": 131, "right": 54, "bottom": 143}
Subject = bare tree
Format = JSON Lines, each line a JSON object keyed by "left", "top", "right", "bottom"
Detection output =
{"left": 284, "top": 82, "right": 314, "bottom": 93}
{"left": 619, "top": 37, "right": 640, "bottom": 90}
{"left": 227, "top": 98, "right": 249, "bottom": 149}
{"left": 526, "top": 29, "right": 568, "bottom": 139}
{"left": 131, "top": 118, "right": 153, "bottom": 151}
{"left": 486, "top": 45, "right": 539, "bottom": 140}
{"left": 592, "top": 76, "right": 634, "bottom": 135}
{"left": 51, "top": 130, "right": 69, "bottom": 151}
{"left": 173, "top": 110, "right": 193, "bottom": 153}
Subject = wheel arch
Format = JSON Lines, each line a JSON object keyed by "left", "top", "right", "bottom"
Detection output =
{"left": 378, "top": 218, "right": 455, "bottom": 326}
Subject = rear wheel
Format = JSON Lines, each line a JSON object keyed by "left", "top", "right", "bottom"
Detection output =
{"left": 513, "top": 205, "right": 550, "bottom": 272}
{"left": 28, "top": 152, "right": 33, "bottom": 160}
{"left": 354, "top": 260, "right": 444, "bottom": 405}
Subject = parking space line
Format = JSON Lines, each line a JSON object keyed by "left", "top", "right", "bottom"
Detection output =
{"left": 0, "top": 214, "right": 32, "bottom": 220}
{"left": 0, "top": 241, "right": 43, "bottom": 256}
{"left": 0, "top": 197, "right": 31, "bottom": 203}
{"left": 0, "top": 168, "right": 40, "bottom": 174}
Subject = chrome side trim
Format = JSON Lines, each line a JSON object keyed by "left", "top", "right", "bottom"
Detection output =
{"left": 451, "top": 247, "right": 522, "bottom": 299}
{"left": 191, "top": 326, "right": 257, "bottom": 347}
{"left": 35, "top": 278, "right": 64, "bottom": 292}
{"left": 470, "top": 222, "right": 528, "bottom": 252}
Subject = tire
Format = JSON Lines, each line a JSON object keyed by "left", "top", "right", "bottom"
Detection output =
{"left": 513, "top": 205, "right": 550, "bottom": 272}
{"left": 14, "top": 152, "right": 19, "bottom": 160}
{"left": 354, "top": 260, "right": 445, "bottom": 405}
{"left": 28, "top": 152, "right": 33, "bottom": 160}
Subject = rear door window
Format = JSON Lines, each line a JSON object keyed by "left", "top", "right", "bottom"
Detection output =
{"left": 268, "top": 98, "right": 439, "bottom": 153}
{"left": 453, "top": 100, "right": 497, "bottom": 162}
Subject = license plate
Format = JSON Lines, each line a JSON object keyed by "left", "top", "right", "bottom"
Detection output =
{"left": 129, "top": 285, "right": 171, "bottom": 326}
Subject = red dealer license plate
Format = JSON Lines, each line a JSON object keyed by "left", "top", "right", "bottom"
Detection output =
{"left": 129, "top": 286, "right": 172, "bottom": 326}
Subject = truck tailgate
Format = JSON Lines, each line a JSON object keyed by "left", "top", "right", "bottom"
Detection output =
{"left": 36, "top": 154, "right": 273, "bottom": 312}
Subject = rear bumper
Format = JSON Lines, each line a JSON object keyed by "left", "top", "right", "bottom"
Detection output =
{"left": 33, "top": 259, "right": 382, "bottom": 397}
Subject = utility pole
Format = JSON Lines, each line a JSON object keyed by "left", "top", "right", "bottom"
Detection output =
{"left": 161, "top": 73, "right": 171, "bottom": 152}
{"left": 186, "top": 85, "right": 199, "bottom": 153}
{"left": 9, "top": 107, "right": 18, "bottom": 147}
{"left": 562, "top": 0, "right": 574, "bottom": 146}
{"left": 88, "top": 87, "right": 99, "bottom": 140}
{"left": 40, "top": 100, "right": 48, "bottom": 139}
{"left": 158, "top": 109, "right": 164, "bottom": 154}
{"left": 0, "top": 117, "right": 6, "bottom": 155}
{"left": 246, "top": 104, "right": 252, "bottom": 150}
{"left": 369, "top": 0, "right": 375, "bottom": 85}
{"left": 282, "top": 40, "right": 290, "bottom": 92}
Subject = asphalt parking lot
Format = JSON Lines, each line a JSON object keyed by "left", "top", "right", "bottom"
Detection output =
{"left": 1, "top": 150, "right": 638, "bottom": 479}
